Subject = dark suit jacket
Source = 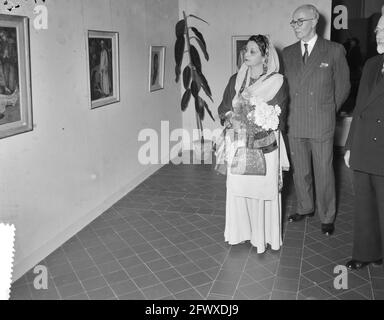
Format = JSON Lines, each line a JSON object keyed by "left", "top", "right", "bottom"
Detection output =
{"left": 282, "top": 37, "right": 350, "bottom": 139}
{"left": 345, "top": 54, "right": 384, "bottom": 176}
{"left": 217, "top": 74, "right": 289, "bottom": 132}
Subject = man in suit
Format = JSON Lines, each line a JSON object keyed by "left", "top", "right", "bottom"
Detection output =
{"left": 344, "top": 8, "right": 384, "bottom": 270}
{"left": 282, "top": 4, "right": 350, "bottom": 235}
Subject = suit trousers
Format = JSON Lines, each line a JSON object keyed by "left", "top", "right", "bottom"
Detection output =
{"left": 352, "top": 171, "right": 384, "bottom": 262}
{"left": 288, "top": 136, "right": 336, "bottom": 224}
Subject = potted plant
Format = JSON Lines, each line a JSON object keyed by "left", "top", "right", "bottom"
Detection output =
{"left": 174, "top": 11, "right": 215, "bottom": 161}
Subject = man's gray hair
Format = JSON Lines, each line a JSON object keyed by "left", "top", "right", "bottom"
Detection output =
{"left": 296, "top": 4, "right": 320, "bottom": 21}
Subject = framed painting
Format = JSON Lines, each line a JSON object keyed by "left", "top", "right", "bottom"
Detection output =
{"left": 0, "top": 14, "right": 32, "bottom": 140}
{"left": 149, "top": 46, "right": 165, "bottom": 92}
{"left": 232, "top": 35, "right": 250, "bottom": 74}
{"left": 87, "top": 30, "right": 120, "bottom": 109}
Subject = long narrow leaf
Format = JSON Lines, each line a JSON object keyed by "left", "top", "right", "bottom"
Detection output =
{"left": 174, "top": 36, "right": 185, "bottom": 82}
{"left": 195, "top": 97, "right": 205, "bottom": 121}
{"left": 191, "top": 80, "right": 201, "bottom": 99}
{"left": 190, "top": 45, "right": 202, "bottom": 72}
{"left": 202, "top": 99, "right": 215, "bottom": 122}
{"left": 192, "top": 36, "right": 209, "bottom": 61}
{"left": 181, "top": 89, "right": 192, "bottom": 111}
{"left": 183, "top": 66, "right": 191, "bottom": 90}
{"left": 188, "top": 14, "right": 209, "bottom": 25}
{"left": 175, "top": 19, "right": 186, "bottom": 38}
{"left": 197, "top": 70, "right": 213, "bottom": 101}
{"left": 191, "top": 27, "right": 207, "bottom": 49}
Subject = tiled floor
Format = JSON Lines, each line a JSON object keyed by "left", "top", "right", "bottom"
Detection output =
{"left": 10, "top": 151, "right": 384, "bottom": 300}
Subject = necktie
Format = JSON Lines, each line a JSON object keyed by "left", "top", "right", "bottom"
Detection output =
{"left": 303, "top": 43, "right": 309, "bottom": 65}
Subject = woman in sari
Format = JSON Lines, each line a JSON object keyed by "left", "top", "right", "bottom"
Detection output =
{"left": 218, "top": 35, "right": 289, "bottom": 253}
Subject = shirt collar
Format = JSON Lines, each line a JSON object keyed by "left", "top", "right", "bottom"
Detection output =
{"left": 301, "top": 34, "right": 318, "bottom": 53}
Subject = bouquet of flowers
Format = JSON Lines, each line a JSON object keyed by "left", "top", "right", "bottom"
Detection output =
{"left": 214, "top": 89, "right": 281, "bottom": 176}
{"left": 233, "top": 88, "right": 281, "bottom": 137}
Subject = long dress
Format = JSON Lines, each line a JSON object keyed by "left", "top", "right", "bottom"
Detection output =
{"left": 218, "top": 72, "right": 290, "bottom": 254}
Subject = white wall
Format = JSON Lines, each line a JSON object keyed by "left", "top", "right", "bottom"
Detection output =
{"left": 0, "top": 0, "right": 180, "bottom": 281}
{"left": 179, "top": 0, "right": 332, "bottom": 143}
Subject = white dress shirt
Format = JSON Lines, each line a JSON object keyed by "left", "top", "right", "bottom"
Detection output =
{"left": 301, "top": 34, "right": 318, "bottom": 57}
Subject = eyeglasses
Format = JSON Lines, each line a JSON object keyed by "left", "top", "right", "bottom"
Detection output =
{"left": 290, "top": 18, "right": 316, "bottom": 27}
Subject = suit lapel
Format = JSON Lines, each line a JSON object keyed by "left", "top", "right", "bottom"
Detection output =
{"left": 299, "top": 37, "right": 326, "bottom": 86}
{"left": 290, "top": 42, "right": 303, "bottom": 91}
{"left": 362, "top": 55, "right": 384, "bottom": 111}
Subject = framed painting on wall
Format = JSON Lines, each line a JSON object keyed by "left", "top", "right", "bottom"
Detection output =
{"left": 149, "top": 46, "right": 165, "bottom": 92}
{"left": 0, "top": 14, "right": 32, "bottom": 140}
{"left": 232, "top": 35, "right": 250, "bottom": 74}
{"left": 87, "top": 30, "right": 120, "bottom": 109}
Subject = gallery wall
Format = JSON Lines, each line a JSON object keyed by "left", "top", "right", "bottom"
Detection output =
{"left": 0, "top": 0, "right": 181, "bottom": 281}
{"left": 178, "top": 0, "right": 333, "bottom": 144}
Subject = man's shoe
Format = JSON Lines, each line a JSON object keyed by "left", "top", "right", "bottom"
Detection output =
{"left": 321, "top": 223, "right": 334, "bottom": 236}
{"left": 372, "top": 259, "right": 383, "bottom": 267}
{"left": 346, "top": 260, "right": 370, "bottom": 270}
{"left": 288, "top": 212, "right": 314, "bottom": 222}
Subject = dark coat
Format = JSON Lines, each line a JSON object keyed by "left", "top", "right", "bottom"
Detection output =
{"left": 282, "top": 37, "right": 350, "bottom": 139}
{"left": 345, "top": 54, "right": 384, "bottom": 176}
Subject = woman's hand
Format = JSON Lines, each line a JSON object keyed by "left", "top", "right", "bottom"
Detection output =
{"left": 344, "top": 150, "right": 351, "bottom": 168}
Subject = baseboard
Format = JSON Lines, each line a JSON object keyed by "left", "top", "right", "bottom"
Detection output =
{"left": 12, "top": 163, "right": 164, "bottom": 282}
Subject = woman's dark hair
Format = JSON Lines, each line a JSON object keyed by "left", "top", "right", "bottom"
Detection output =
{"left": 247, "top": 35, "right": 269, "bottom": 56}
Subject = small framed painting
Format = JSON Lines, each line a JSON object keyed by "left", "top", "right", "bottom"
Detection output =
{"left": 149, "top": 46, "right": 165, "bottom": 92}
{"left": 0, "top": 14, "right": 32, "bottom": 140}
{"left": 232, "top": 35, "right": 250, "bottom": 74}
{"left": 87, "top": 30, "right": 120, "bottom": 109}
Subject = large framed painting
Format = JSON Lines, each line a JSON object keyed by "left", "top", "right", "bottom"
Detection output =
{"left": 0, "top": 14, "right": 32, "bottom": 140}
{"left": 149, "top": 46, "right": 165, "bottom": 92}
{"left": 232, "top": 35, "right": 250, "bottom": 74}
{"left": 87, "top": 30, "right": 120, "bottom": 109}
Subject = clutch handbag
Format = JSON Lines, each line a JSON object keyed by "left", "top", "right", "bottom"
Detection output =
{"left": 230, "top": 147, "right": 266, "bottom": 176}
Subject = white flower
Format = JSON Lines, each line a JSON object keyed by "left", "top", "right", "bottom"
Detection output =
{"left": 247, "top": 97, "right": 281, "bottom": 131}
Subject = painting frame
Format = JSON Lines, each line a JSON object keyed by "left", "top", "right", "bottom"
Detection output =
{"left": 0, "top": 14, "right": 32, "bottom": 140}
{"left": 232, "top": 35, "right": 251, "bottom": 74}
{"left": 149, "top": 46, "right": 165, "bottom": 92}
{"left": 87, "top": 30, "right": 120, "bottom": 109}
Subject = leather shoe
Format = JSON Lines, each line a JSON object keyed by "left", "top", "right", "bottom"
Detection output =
{"left": 288, "top": 212, "right": 314, "bottom": 222}
{"left": 372, "top": 259, "right": 383, "bottom": 267}
{"left": 321, "top": 223, "right": 334, "bottom": 236}
{"left": 346, "top": 259, "right": 383, "bottom": 270}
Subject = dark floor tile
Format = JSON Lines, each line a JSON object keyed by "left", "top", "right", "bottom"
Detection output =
{"left": 298, "top": 285, "right": 334, "bottom": 300}
{"left": 110, "top": 279, "right": 138, "bottom": 296}
{"left": 164, "top": 278, "right": 192, "bottom": 294}
{"left": 174, "top": 288, "right": 203, "bottom": 300}
{"left": 87, "top": 286, "right": 116, "bottom": 300}
{"left": 104, "top": 270, "right": 130, "bottom": 285}
{"left": 210, "top": 281, "right": 237, "bottom": 297}
{"left": 274, "top": 277, "right": 299, "bottom": 292}
{"left": 82, "top": 276, "right": 108, "bottom": 292}
{"left": 185, "top": 272, "right": 212, "bottom": 287}
{"left": 57, "top": 282, "right": 85, "bottom": 299}
{"left": 118, "top": 290, "right": 146, "bottom": 300}
{"left": 133, "top": 273, "right": 160, "bottom": 289}
{"left": 271, "top": 290, "right": 297, "bottom": 300}
{"left": 239, "top": 282, "right": 270, "bottom": 299}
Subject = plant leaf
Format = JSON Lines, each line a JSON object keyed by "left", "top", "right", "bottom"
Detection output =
{"left": 202, "top": 99, "right": 215, "bottom": 122}
{"left": 190, "top": 45, "right": 202, "bottom": 72}
{"left": 181, "top": 89, "right": 192, "bottom": 111}
{"left": 188, "top": 14, "right": 209, "bottom": 25}
{"left": 196, "top": 70, "right": 213, "bottom": 101}
{"left": 191, "top": 80, "right": 201, "bottom": 99}
{"left": 183, "top": 66, "right": 191, "bottom": 90}
{"left": 191, "top": 27, "right": 207, "bottom": 50}
{"left": 193, "top": 36, "right": 209, "bottom": 61}
{"left": 175, "top": 19, "right": 186, "bottom": 38}
{"left": 195, "top": 96, "right": 205, "bottom": 121}
{"left": 174, "top": 36, "right": 185, "bottom": 82}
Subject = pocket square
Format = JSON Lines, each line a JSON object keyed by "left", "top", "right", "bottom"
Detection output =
{"left": 320, "top": 62, "right": 329, "bottom": 68}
